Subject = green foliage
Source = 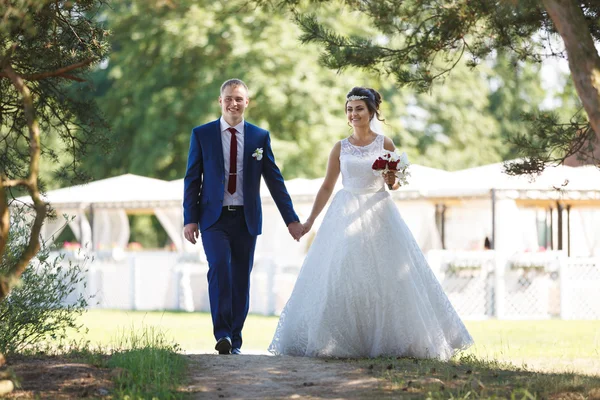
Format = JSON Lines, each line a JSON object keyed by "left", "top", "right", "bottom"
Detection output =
{"left": 87, "top": 0, "right": 388, "bottom": 180}
{"left": 108, "top": 325, "right": 186, "bottom": 400}
{"left": 0, "top": 211, "right": 91, "bottom": 354}
{"left": 128, "top": 215, "right": 169, "bottom": 249}
{"left": 405, "top": 63, "right": 502, "bottom": 170}
{"left": 86, "top": 0, "right": 554, "bottom": 179}
{"left": 266, "top": 0, "right": 598, "bottom": 170}
{"left": 504, "top": 110, "right": 592, "bottom": 175}
{"left": 0, "top": 0, "right": 112, "bottom": 187}
{"left": 282, "top": 1, "right": 600, "bottom": 90}
{"left": 488, "top": 53, "right": 547, "bottom": 159}
{"left": 9, "top": 0, "right": 579, "bottom": 184}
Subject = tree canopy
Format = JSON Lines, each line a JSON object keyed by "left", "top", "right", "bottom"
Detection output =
{"left": 1, "top": 0, "right": 111, "bottom": 187}
{"left": 0, "top": 0, "right": 109, "bottom": 299}
{"left": 87, "top": 0, "right": 377, "bottom": 180}
{"left": 258, "top": 0, "right": 600, "bottom": 172}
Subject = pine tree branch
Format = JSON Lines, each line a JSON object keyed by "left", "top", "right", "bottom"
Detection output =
{"left": 0, "top": 58, "right": 96, "bottom": 82}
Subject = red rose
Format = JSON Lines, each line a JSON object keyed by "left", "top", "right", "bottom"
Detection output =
{"left": 388, "top": 161, "right": 399, "bottom": 170}
{"left": 372, "top": 158, "right": 388, "bottom": 170}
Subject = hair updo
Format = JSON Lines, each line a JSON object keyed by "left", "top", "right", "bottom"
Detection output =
{"left": 345, "top": 87, "right": 384, "bottom": 122}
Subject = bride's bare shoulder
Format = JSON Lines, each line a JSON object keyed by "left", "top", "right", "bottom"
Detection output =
{"left": 328, "top": 140, "right": 342, "bottom": 157}
{"left": 382, "top": 135, "right": 396, "bottom": 151}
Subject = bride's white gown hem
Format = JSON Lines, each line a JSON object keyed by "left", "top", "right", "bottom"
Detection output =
{"left": 268, "top": 135, "right": 473, "bottom": 360}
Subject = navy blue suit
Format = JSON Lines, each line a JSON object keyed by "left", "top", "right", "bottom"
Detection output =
{"left": 183, "top": 119, "right": 298, "bottom": 348}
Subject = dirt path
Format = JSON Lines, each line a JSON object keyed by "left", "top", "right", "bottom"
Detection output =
{"left": 181, "top": 354, "right": 390, "bottom": 399}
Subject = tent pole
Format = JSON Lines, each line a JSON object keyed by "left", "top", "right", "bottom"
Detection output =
{"left": 567, "top": 205, "right": 571, "bottom": 257}
{"left": 89, "top": 203, "right": 95, "bottom": 251}
{"left": 491, "top": 189, "right": 496, "bottom": 250}
{"left": 549, "top": 206, "right": 554, "bottom": 250}
{"left": 557, "top": 201, "right": 563, "bottom": 250}
{"left": 441, "top": 204, "right": 447, "bottom": 250}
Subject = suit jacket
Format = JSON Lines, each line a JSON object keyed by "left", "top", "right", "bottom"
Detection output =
{"left": 183, "top": 119, "right": 298, "bottom": 236}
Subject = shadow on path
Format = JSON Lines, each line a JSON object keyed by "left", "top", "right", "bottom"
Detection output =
{"left": 181, "top": 354, "right": 390, "bottom": 399}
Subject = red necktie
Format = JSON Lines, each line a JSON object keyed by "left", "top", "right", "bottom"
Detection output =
{"left": 227, "top": 127, "right": 237, "bottom": 194}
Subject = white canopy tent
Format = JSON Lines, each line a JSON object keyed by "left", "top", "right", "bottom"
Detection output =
{"left": 428, "top": 163, "right": 600, "bottom": 256}
{"left": 15, "top": 174, "right": 185, "bottom": 251}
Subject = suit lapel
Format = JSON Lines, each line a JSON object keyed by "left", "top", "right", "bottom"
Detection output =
{"left": 212, "top": 119, "right": 225, "bottom": 179}
{"left": 243, "top": 121, "right": 253, "bottom": 178}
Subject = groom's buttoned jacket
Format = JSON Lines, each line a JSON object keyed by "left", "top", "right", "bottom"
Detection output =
{"left": 183, "top": 119, "right": 298, "bottom": 236}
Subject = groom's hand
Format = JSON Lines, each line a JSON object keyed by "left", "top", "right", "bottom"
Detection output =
{"left": 183, "top": 223, "right": 199, "bottom": 244}
{"left": 287, "top": 221, "right": 304, "bottom": 242}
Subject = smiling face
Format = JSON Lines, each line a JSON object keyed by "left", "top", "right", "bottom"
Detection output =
{"left": 346, "top": 100, "right": 373, "bottom": 129}
{"left": 219, "top": 84, "right": 249, "bottom": 126}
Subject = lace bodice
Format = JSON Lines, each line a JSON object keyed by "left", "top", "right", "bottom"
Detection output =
{"left": 340, "top": 134, "right": 385, "bottom": 193}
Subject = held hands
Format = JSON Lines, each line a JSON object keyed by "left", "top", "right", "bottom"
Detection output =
{"left": 288, "top": 221, "right": 304, "bottom": 242}
{"left": 183, "top": 223, "right": 199, "bottom": 244}
{"left": 288, "top": 217, "right": 315, "bottom": 241}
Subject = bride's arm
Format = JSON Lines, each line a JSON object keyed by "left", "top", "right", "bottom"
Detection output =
{"left": 303, "top": 141, "right": 342, "bottom": 234}
{"left": 383, "top": 136, "right": 401, "bottom": 191}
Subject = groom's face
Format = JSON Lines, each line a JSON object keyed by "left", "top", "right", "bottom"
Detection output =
{"left": 219, "top": 85, "right": 249, "bottom": 125}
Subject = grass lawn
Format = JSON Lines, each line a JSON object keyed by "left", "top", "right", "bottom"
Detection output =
{"left": 72, "top": 310, "right": 600, "bottom": 375}
{"left": 72, "top": 310, "right": 279, "bottom": 352}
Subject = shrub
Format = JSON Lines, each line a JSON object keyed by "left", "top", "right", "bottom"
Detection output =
{"left": 0, "top": 211, "right": 92, "bottom": 354}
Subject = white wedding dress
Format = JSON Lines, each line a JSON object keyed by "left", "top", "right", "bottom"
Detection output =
{"left": 268, "top": 134, "right": 473, "bottom": 360}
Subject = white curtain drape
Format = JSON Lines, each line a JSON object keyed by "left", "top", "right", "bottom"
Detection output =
{"left": 39, "top": 209, "right": 93, "bottom": 249}
{"left": 569, "top": 208, "right": 600, "bottom": 256}
{"left": 494, "top": 200, "right": 539, "bottom": 254}
{"left": 66, "top": 210, "right": 93, "bottom": 249}
{"left": 154, "top": 207, "right": 197, "bottom": 253}
{"left": 444, "top": 200, "right": 491, "bottom": 250}
{"left": 40, "top": 212, "right": 72, "bottom": 244}
{"left": 92, "top": 209, "right": 129, "bottom": 249}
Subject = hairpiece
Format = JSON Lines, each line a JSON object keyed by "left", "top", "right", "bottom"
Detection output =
{"left": 347, "top": 95, "right": 369, "bottom": 101}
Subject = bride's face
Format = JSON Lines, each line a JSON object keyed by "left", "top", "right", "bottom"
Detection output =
{"left": 346, "top": 100, "right": 371, "bottom": 129}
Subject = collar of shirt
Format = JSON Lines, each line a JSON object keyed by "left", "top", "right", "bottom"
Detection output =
{"left": 219, "top": 116, "right": 244, "bottom": 135}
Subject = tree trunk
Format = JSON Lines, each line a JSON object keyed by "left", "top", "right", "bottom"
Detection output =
{"left": 0, "top": 64, "right": 46, "bottom": 300}
{"left": 542, "top": 0, "right": 600, "bottom": 164}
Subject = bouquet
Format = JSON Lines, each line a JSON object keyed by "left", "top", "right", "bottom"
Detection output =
{"left": 372, "top": 150, "right": 411, "bottom": 189}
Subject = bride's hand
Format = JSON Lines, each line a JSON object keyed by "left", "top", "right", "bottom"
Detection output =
{"left": 384, "top": 171, "right": 397, "bottom": 186}
{"left": 302, "top": 219, "right": 314, "bottom": 235}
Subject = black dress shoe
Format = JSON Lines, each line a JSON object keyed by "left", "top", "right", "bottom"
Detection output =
{"left": 215, "top": 337, "right": 232, "bottom": 354}
{"left": 231, "top": 348, "right": 241, "bottom": 355}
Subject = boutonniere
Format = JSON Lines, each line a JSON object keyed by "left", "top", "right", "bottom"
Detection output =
{"left": 252, "top": 148, "right": 263, "bottom": 161}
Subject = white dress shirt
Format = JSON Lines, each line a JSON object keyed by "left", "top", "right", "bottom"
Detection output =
{"left": 220, "top": 116, "right": 244, "bottom": 206}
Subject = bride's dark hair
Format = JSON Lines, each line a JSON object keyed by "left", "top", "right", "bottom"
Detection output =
{"left": 345, "top": 87, "right": 384, "bottom": 122}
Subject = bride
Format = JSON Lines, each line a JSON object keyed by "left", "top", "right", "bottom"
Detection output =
{"left": 268, "top": 87, "right": 473, "bottom": 359}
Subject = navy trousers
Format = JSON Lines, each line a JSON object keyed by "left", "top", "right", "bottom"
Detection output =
{"left": 201, "top": 207, "right": 257, "bottom": 349}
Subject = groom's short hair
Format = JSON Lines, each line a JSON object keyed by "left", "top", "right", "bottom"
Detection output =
{"left": 220, "top": 79, "right": 249, "bottom": 95}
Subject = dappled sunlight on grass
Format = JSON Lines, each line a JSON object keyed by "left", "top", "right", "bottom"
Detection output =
{"left": 354, "top": 353, "right": 600, "bottom": 399}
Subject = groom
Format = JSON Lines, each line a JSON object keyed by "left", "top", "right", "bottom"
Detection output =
{"left": 183, "top": 79, "right": 304, "bottom": 355}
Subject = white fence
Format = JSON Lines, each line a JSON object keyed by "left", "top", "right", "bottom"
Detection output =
{"left": 59, "top": 250, "right": 600, "bottom": 320}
